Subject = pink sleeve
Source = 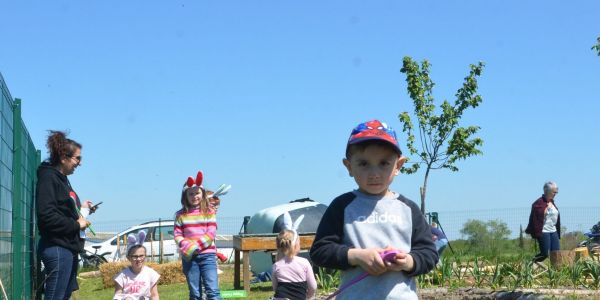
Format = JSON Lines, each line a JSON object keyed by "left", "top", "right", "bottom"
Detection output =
{"left": 197, "top": 212, "right": 217, "bottom": 249}
{"left": 304, "top": 260, "right": 317, "bottom": 299}
{"left": 197, "top": 232, "right": 215, "bottom": 250}
{"left": 174, "top": 214, "right": 184, "bottom": 243}
{"left": 271, "top": 263, "right": 278, "bottom": 291}
{"left": 174, "top": 213, "right": 200, "bottom": 259}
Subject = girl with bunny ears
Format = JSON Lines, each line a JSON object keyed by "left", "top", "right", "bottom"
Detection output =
{"left": 113, "top": 231, "right": 160, "bottom": 300}
{"left": 272, "top": 212, "right": 317, "bottom": 300}
{"left": 174, "top": 171, "right": 223, "bottom": 300}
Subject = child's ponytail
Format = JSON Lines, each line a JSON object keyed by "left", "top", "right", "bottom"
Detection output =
{"left": 276, "top": 229, "right": 296, "bottom": 258}
{"left": 276, "top": 212, "right": 305, "bottom": 258}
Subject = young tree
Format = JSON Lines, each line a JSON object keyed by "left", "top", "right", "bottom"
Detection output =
{"left": 519, "top": 224, "right": 524, "bottom": 249}
{"left": 398, "top": 56, "right": 485, "bottom": 213}
{"left": 593, "top": 36, "right": 600, "bottom": 56}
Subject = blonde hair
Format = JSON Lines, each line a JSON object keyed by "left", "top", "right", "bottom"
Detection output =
{"left": 276, "top": 229, "right": 298, "bottom": 258}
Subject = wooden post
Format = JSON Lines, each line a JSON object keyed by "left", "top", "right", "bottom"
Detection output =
{"left": 150, "top": 236, "right": 154, "bottom": 261}
{"left": 550, "top": 250, "right": 575, "bottom": 268}
{"left": 159, "top": 218, "right": 164, "bottom": 264}
{"left": 242, "top": 251, "right": 250, "bottom": 293}
{"left": 234, "top": 249, "right": 241, "bottom": 289}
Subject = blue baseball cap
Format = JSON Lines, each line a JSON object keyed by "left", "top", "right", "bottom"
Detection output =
{"left": 347, "top": 120, "right": 401, "bottom": 154}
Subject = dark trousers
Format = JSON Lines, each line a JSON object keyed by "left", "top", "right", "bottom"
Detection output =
{"left": 38, "top": 242, "right": 79, "bottom": 300}
{"left": 533, "top": 231, "right": 560, "bottom": 262}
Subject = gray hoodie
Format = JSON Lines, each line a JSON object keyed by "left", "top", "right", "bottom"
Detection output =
{"left": 310, "top": 190, "right": 438, "bottom": 300}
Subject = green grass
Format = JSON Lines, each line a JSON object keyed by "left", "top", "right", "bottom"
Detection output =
{"left": 74, "top": 264, "right": 276, "bottom": 300}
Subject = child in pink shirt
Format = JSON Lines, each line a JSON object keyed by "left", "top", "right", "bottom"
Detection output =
{"left": 272, "top": 213, "right": 317, "bottom": 300}
{"left": 174, "top": 171, "right": 221, "bottom": 300}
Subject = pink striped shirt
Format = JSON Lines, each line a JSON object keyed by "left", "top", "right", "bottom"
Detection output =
{"left": 174, "top": 207, "right": 217, "bottom": 260}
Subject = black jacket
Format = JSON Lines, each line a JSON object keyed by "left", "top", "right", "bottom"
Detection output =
{"left": 36, "top": 162, "right": 83, "bottom": 253}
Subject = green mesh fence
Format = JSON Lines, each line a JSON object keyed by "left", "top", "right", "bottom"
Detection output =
{"left": 0, "top": 72, "right": 40, "bottom": 300}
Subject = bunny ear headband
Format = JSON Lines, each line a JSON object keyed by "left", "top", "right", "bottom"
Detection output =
{"left": 127, "top": 230, "right": 146, "bottom": 250}
{"left": 211, "top": 183, "right": 232, "bottom": 198}
{"left": 283, "top": 212, "right": 305, "bottom": 243}
{"left": 183, "top": 171, "right": 232, "bottom": 197}
{"left": 184, "top": 171, "right": 203, "bottom": 190}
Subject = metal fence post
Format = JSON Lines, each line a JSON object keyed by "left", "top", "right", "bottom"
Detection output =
{"left": 12, "top": 99, "right": 24, "bottom": 299}
{"left": 159, "top": 218, "right": 163, "bottom": 264}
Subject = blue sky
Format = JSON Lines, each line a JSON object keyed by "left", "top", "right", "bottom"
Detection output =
{"left": 2, "top": 1, "right": 599, "bottom": 226}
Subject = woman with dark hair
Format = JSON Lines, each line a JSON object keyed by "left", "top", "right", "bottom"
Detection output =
{"left": 36, "top": 130, "right": 95, "bottom": 299}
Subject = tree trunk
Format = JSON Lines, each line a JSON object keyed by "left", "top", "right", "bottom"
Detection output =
{"left": 420, "top": 187, "right": 425, "bottom": 214}
{"left": 420, "top": 168, "right": 430, "bottom": 214}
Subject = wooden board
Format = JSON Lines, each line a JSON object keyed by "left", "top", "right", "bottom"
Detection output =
{"left": 233, "top": 234, "right": 315, "bottom": 251}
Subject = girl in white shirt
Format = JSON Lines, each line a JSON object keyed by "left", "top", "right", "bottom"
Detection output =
{"left": 114, "top": 232, "right": 160, "bottom": 300}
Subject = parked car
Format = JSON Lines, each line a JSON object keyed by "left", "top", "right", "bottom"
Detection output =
{"left": 84, "top": 220, "right": 179, "bottom": 262}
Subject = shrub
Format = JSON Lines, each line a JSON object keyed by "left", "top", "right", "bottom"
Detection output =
{"left": 99, "top": 260, "right": 185, "bottom": 288}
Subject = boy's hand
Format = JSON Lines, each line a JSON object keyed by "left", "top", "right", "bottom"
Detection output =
{"left": 348, "top": 248, "right": 386, "bottom": 275}
{"left": 386, "top": 251, "right": 415, "bottom": 273}
{"left": 381, "top": 246, "right": 415, "bottom": 273}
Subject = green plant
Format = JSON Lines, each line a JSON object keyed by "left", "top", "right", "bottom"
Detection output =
{"left": 469, "top": 256, "right": 485, "bottom": 287}
{"left": 418, "top": 272, "right": 434, "bottom": 288}
{"left": 546, "top": 266, "right": 561, "bottom": 288}
{"left": 430, "top": 269, "right": 441, "bottom": 286}
{"left": 315, "top": 268, "right": 340, "bottom": 292}
{"left": 570, "top": 260, "right": 585, "bottom": 288}
{"left": 502, "top": 260, "right": 520, "bottom": 290}
{"left": 489, "top": 259, "right": 507, "bottom": 289}
{"left": 581, "top": 259, "right": 600, "bottom": 289}
{"left": 451, "top": 256, "right": 467, "bottom": 286}
{"left": 512, "top": 259, "right": 535, "bottom": 289}
{"left": 439, "top": 257, "right": 453, "bottom": 287}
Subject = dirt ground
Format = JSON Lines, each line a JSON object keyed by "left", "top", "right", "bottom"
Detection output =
{"left": 419, "top": 287, "right": 600, "bottom": 300}
{"left": 313, "top": 288, "right": 600, "bottom": 300}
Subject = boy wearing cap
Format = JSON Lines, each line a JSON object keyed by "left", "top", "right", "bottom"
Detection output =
{"left": 310, "top": 120, "right": 438, "bottom": 300}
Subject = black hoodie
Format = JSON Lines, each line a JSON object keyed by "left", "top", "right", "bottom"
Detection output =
{"left": 36, "top": 162, "right": 83, "bottom": 253}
